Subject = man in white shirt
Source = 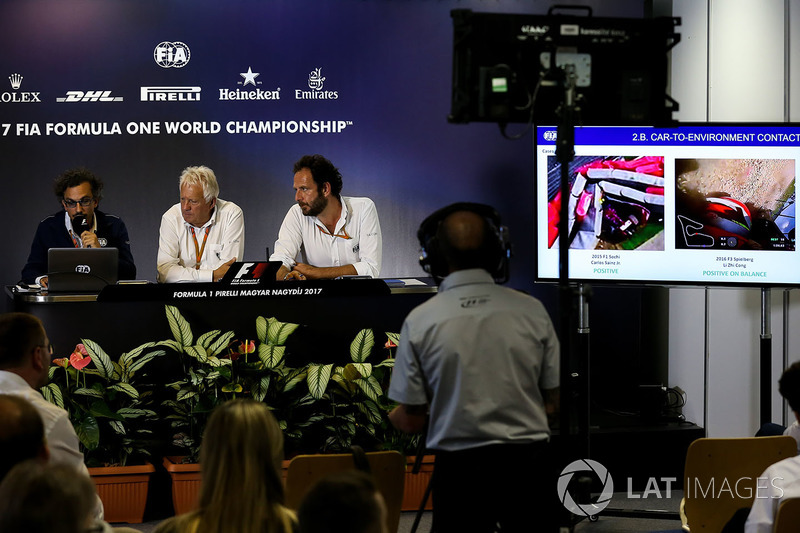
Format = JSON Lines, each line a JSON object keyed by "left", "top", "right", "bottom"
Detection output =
{"left": 157, "top": 166, "right": 245, "bottom": 283}
{"left": 0, "top": 312, "right": 103, "bottom": 519}
{"left": 745, "top": 361, "right": 800, "bottom": 533}
{"left": 270, "top": 154, "right": 382, "bottom": 280}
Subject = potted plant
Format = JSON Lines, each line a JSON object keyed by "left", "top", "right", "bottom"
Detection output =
{"left": 41, "top": 339, "right": 165, "bottom": 523}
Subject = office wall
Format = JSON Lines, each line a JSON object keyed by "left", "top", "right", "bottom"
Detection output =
{"left": 668, "top": 0, "right": 800, "bottom": 437}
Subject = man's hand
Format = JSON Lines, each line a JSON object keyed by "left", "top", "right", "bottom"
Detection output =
{"left": 40, "top": 276, "right": 49, "bottom": 289}
{"left": 291, "top": 263, "right": 320, "bottom": 279}
{"left": 213, "top": 257, "right": 236, "bottom": 282}
{"left": 81, "top": 231, "right": 100, "bottom": 249}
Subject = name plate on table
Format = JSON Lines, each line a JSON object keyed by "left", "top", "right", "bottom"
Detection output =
{"left": 97, "top": 278, "right": 391, "bottom": 302}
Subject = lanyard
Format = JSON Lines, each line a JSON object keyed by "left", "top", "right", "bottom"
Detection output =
{"left": 189, "top": 226, "right": 211, "bottom": 270}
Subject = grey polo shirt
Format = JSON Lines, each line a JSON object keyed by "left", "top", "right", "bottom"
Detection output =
{"left": 388, "top": 269, "right": 560, "bottom": 451}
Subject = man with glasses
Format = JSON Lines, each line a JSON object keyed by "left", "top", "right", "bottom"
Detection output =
{"left": 157, "top": 165, "right": 244, "bottom": 283}
{"left": 270, "top": 154, "right": 382, "bottom": 280}
{"left": 20, "top": 167, "right": 136, "bottom": 287}
{"left": 0, "top": 312, "right": 103, "bottom": 519}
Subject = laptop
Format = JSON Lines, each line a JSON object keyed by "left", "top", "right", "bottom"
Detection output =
{"left": 219, "top": 260, "right": 283, "bottom": 285}
{"left": 47, "top": 247, "right": 119, "bottom": 293}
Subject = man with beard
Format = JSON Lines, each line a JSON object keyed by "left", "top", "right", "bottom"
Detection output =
{"left": 270, "top": 154, "right": 382, "bottom": 280}
{"left": 20, "top": 167, "right": 136, "bottom": 287}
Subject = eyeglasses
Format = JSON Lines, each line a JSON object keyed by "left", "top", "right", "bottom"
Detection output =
{"left": 63, "top": 197, "right": 94, "bottom": 208}
{"left": 37, "top": 343, "right": 54, "bottom": 357}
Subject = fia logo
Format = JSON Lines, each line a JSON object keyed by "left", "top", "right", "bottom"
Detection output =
{"left": 75, "top": 264, "right": 91, "bottom": 274}
{"left": 543, "top": 130, "right": 558, "bottom": 141}
{"left": 308, "top": 68, "right": 325, "bottom": 91}
{"left": 154, "top": 42, "right": 191, "bottom": 68}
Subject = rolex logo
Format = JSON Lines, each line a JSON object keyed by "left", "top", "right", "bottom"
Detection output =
{"left": 9, "top": 73, "right": 22, "bottom": 90}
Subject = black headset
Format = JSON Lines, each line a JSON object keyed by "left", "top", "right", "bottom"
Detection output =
{"left": 417, "top": 202, "right": 511, "bottom": 283}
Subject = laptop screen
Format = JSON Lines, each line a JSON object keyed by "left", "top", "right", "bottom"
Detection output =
{"left": 47, "top": 247, "right": 119, "bottom": 293}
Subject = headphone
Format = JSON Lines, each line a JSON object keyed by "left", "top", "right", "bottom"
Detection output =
{"left": 417, "top": 202, "right": 511, "bottom": 283}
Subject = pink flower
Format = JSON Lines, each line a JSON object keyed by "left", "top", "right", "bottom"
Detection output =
{"left": 384, "top": 339, "right": 397, "bottom": 349}
{"left": 69, "top": 344, "right": 91, "bottom": 370}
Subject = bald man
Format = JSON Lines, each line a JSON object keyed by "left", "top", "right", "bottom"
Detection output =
{"left": 388, "top": 204, "right": 560, "bottom": 533}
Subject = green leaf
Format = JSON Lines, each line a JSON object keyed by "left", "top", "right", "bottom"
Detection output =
{"left": 165, "top": 305, "right": 193, "bottom": 347}
{"left": 221, "top": 383, "right": 243, "bottom": 393}
{"left": 81, "top": 339, "right": 114, "bottom": 379}
{"left": 185, "top": 345, "right": 208, "bottom": 363}
{"left": 89, "top": 400, "right": 124, "bottom": 421}
{"left": 41, "top": 383, "right": 64, "bottom": 409}
{"left": 111, "top": 382, "right": 139, "bottom": 400}
{"left": 177, "top": 388, "right": 197, "bottom": 402}
{"left": 117, "top": 408, "right": 156, "bottom": 418}
{"left": 207, "top": 331, "right": 235, "bottom": 357}
{"left": 127, "top": 350, "right": 164, "bottom": 375}
{"left": 74, "top": 388, "right": 104, "bottom": 398}
{"left": 357, "top": 399, "right": 383, "bottom": 424}
{"left": 346, "top": 363, "right": 373, "bottom": 380}
{"left": 350, "top": 329, "right": 374, "bottom": 363}
{"left": 251, "top": 376, "right": 271, "bottom": 402}
{"left": 267, "top": 319, "right": 300, "bottom": 345}
{"left": 76, "top": 415, "right": 100, "bottom": 450}
{"left": 256, "top": 316, "right": 269, "bottom": 343}
{"left": 196, "top": 330, "right": 222, "bottom": 349}
{"left": 109, "top": 420, "right": 126, "bottom": 435}
{"left": 120, "top": 341, "right": 160, "bottom": 368}
{"left": 307, "top": 364, "right": 333, "bottom": 400}
{"left": 258, "top": 344, "right": 285, "bottom": 368}
{"left": 283, "top": 369, "right": 307, "bottom": 392}
{"left": 385, "top": 332, "right": 401, "bottom": 346}
{"left": 356, "top": 376, "right": 383, "bottom": 402}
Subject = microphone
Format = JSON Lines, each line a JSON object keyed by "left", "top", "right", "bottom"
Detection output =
{"left": 71, "top": 214, "right": 89, "bottom": 235}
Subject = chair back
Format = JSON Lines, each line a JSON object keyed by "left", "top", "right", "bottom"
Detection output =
{"left": 774, "top": 497, "right": 800, "bottom": 533}
{"left": 683, "top": 436, "right": 796, "bottom": 533}
{"left": 284, "top": 450, "right": 406, "bottom": 533}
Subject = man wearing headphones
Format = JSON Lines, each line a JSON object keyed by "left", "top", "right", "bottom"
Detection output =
{"left": 388, "top": 203, "right": 560, "bottom": 533}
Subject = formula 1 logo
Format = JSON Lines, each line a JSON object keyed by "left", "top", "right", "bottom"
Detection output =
{"left": 56, "top": 90, "right": 124, "bottom": 103}
{"left": 154, "top": 41, "right": 191, "bottom": 68}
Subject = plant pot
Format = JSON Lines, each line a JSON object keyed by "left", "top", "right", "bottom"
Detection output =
{"left": 403, "top": 455, "right": 434, "bottom": 511}
{"left": 88, "top": 462, "right": 155, "bottom": 524}
{"left": 163, "top": 456, "right": 202, "bottom": 515}
{"left": 164, "top": 456, "right": 293, "bottom": 516}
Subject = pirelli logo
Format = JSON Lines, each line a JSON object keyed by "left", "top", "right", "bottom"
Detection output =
{"left": 140, "top": 86, "right": 201, "bottom": 102}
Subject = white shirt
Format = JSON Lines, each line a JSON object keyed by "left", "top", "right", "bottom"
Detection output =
{"left": 784, "top": 420, "right": 800, "bottom": 454}
{"left": 270, "top": 196, "right": 382, "bottom": 278}
{"left": 0, "top": 370, "right": 103, "bottom": 519}
{"left": 745, "top": 455, "right": 800, "bottom": 533}
{"left": 157, "top": 199, "right": 245, "bottom": 283}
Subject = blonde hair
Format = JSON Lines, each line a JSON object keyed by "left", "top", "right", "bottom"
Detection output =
{"left": 195, "top": 399, "right": 289, "bottom": 533}
{"left": 179, "top": 166, "right": 219, "bottom": 203}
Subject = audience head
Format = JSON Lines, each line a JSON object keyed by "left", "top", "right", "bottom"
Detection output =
{"left": 779, "top": 361, "right": 800, "bottom": 414}
{"left": 0, "top": 460, "right": 98, "bottom": 533}
{"left": 293, "top": 154, "right": 343, "bottom": 199}
{"left": 197, "top": 398, "right": 288, "bottom": 533}
{"left": 0, "top": 395, "right": 48, "bottom": 481}
{"left": 298, "top": 470, "right": 388, "bottom": 533}
{"left": 0, "top": 313, "right": 51, "bottom": 388}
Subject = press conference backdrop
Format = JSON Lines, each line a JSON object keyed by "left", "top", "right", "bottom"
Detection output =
{"left": 0, "top": 0, "right": 645, "bottom": 290}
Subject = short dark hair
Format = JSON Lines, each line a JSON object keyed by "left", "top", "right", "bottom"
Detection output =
{"left": 53, "top": 167, "right": 104, "bottom": 201}
{"left": 293, "top": 154, "right": 343, "bottom": 198}
{"left": 0, "top": 313, "right": 45, "bottom": 370}
{"left": 298, "top": 470, "right": 384, "bottom": 533}
{"left": 0, "top": 395, "right": 46, "bottom": 481}
{"left": 779, "top": 361, "right": 800, "bottom": 413}
{"left": 0, "top": 461, "right": 96, "bottom": 533}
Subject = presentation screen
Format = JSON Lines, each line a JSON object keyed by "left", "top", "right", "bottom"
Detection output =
{"left": 535, "top": 124, "right": 798, "bottom": 286}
